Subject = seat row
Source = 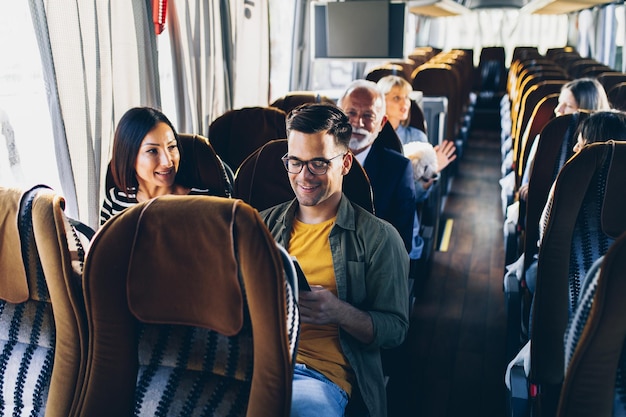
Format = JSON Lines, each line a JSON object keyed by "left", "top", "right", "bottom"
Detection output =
{"left": 364, "top": 47, "right": 476, "bottom": 148}
{"left": 506, "top": 141, "right": 626, "bottom": 416}
{"left": 499, "top": 47, "right": 626, "bottom": 416}
{"left": 499, "top": 47, "right": 626, "bottom": 265}
{"left": 0, "top": 185, "right": 300, "bottom": 416}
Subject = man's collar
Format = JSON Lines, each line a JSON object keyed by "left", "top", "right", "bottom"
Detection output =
{"left": 353, "top": 145, "right": 372, "bottom": 166}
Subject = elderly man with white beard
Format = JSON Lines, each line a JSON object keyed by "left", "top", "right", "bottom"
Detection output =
{"left": 338, "top": 79, "right": 416, "bottom": 254}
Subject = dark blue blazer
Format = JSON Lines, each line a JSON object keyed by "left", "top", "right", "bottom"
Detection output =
{"left": 363, "top": 138, "right": 416, "bottom": 252}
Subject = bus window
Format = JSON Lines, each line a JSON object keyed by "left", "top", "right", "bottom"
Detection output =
{"left": 0, "top": 3, "right": 61, "bottom": 193}
{"left": 423, "top": 9, "right": 568, "bottom": 66}
{"left": 269, "top": 0, "right": 296, "bottom": 103}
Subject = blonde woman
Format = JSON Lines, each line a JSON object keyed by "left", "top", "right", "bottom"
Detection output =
{"left": 377, "top": 75, "right": 457, "bottom": 199}
{"left": 377, "top": 76, "right": 456, "bottom": 169}
{"left": 519, "top": 78, "right": 611, "bottom": 201}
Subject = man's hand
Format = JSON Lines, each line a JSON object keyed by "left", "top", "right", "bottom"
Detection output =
{"left": 298, "top": 286, "right": 342, "bottom": 325}
{"left": 434, "top": 140, "right": 457, "bottom": 172}
{"left": 299, "top": 286, "right": 374, "bottom": 344}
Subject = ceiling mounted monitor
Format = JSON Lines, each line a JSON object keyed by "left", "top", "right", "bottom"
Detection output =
{"left": 313, "top": 1, "right": 406, "bottom": 60}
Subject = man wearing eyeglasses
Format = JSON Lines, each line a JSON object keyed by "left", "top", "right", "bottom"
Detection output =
{"left": 338, "top": 79, "right": 417, "bottom": 255}
{"left": 261, "top": 103, "right": 409, "bottom": 417}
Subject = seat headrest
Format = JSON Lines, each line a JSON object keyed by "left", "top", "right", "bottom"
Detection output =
{"left": 365, "top": 64, "right": 407, "bottom": 83}
{"left": 208, "top": 106, "right": 287, "bottom": 171}
{"left": 176, "top": 133, "right": 231, "bottom": 197}
{"left": 233, "top": 139, "right": 293, "bottom": 212}
{"left": 0, "top": 187, "right": 28, "bottom": 303}
{"left": 608, "top": 83, "right": 626, "bottom": 111}
{"left": 270, "top": 92, "right": 335, "bottom": 115}
{"left": 126, "top": 196, "right": 244, "bottom": 335}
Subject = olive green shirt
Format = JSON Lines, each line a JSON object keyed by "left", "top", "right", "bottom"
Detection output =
{"left": 261, "top": 194, "right": 410, "bottom": 417}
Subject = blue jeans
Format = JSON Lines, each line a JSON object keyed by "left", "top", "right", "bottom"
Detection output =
{"left": 291, "top": 363, "right": 349, "bottom": 417}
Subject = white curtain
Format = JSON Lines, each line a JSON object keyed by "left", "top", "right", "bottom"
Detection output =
{"left": 290, "top": 0, "right": 312, "bottom": 91}
{"left": 167, "top": 0, "right": 232, "bottom": 135}
{"left": 29, "top": 0, "right": 160, "bottom": 228}
{"left": 577, "top": 9, "right": 594, "bottom": 58}
{"left": 425, "top": 10, "right": 568, "bottom": 66}
{"left": 595, "top": 4, "right": 617, "bottom": 68}
{"left": 230, "top": 0, "right": 270, "bottom": 108}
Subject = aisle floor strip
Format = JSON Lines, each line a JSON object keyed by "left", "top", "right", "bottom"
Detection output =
{"left": 438, "top": 219, "right": 454, "bottom": 252}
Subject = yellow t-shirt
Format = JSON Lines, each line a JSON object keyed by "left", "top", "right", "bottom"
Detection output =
{"left": 289, "top": 217, "right": 354, "bottom": 395}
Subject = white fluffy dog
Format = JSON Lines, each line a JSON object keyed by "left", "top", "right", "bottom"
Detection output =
{"left": 402, "top": 140, "right": 439, "bottom": 182}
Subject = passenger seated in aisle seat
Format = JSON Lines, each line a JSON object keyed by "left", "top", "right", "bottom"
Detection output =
{"left": 338, "top": 79, "right": 416, "bottom": 254}
{"left": 377, "top": 75, "right": 457, "bottom": 201}
{"left": 517, "top": 78, "right": 610, "bottom": 201}
{"left": 261, "top": 103, "right": 409, "bottom": 417}
{"left": 526, "top": 110, "right": 626, "bottom": 298}
{"left": 100, "top": 107, "right": 213, "bottom": 225}
{"left": 538, "top": 110, "right": 626, "bottom": 248}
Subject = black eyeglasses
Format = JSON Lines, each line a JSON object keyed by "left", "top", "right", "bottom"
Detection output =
{"left": 281, "top": 153, "right": 346, "bottom": 175}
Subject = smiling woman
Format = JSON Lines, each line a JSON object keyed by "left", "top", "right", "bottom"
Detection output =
{"left": 133, "top": 122, "right": 184, "bottom": 201}
{"left": 99, "top": 107, "right": 213, "bottom": 226}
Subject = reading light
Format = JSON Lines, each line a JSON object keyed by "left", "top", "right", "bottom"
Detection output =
{"left": 408, "top": 0, "right": 471, "bottom": 17}
{"left": 520, "top": 0, "right": 614, "bottom": 14}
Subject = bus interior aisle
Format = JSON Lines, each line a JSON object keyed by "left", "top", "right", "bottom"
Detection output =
{"left": 388, "top": 97, "right": 506, "bottom": 416}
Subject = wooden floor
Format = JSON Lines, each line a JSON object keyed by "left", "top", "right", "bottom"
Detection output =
{"left": 387, "top": 121, "right": 507, "bottom": 416}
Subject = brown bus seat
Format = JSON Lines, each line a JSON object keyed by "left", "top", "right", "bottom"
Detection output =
{"left": 208, "top": 106, "right": 287, "bottom": 172}
{"left": 365, "top": 64, "right": 408, "bottom": 83}
{"left": 504, "top": 113, "right": 589, "bottom": 361}
{"left": 270, "top": 91, "right": 335, "bottom": 115}
{"left": 522, "top": 113, "right": 589, "bottom": 276}
{"left": 596, "top": 72, "right": 626, "bottom": 94}
{"left": 31, "top": 187, "right": 90, "bottom": 417}
{"left": 77, "top": 196, "right": 299, "bottom": 417}
{"left": 478, "top": 46, "right": 507, "bottom": 93}
{"left": 388, "top": 59, "right": 418, "bottom": 81}
{"left": 412, "top": 64, "right": 462, "bottom": 141}
{"left": 512, "top": 80, "right": 567, "bottom": 169}
{"left": 516, "top": 93, "right": 559, "bottom": 188}
{"left": 528, "top": 141, "right": 626, "bottom": 415}
{"left": 0, "top": 185, "right": 87, "bottom": 417}
{"left": 558, "top": 231, "right": 626, "bottom": 417}
{"left": 607, "top": 82, "right": 626, "bottom": 111}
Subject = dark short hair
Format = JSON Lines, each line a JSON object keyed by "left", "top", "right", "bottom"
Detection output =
{"left": 577, "top": 110, "right": 626, "bottom": 144}
{"left": 286, "top": 103, "right": 352, "bottom": 150}
{"left": 110, "top": 107, "right": 180, "bottom": 194}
